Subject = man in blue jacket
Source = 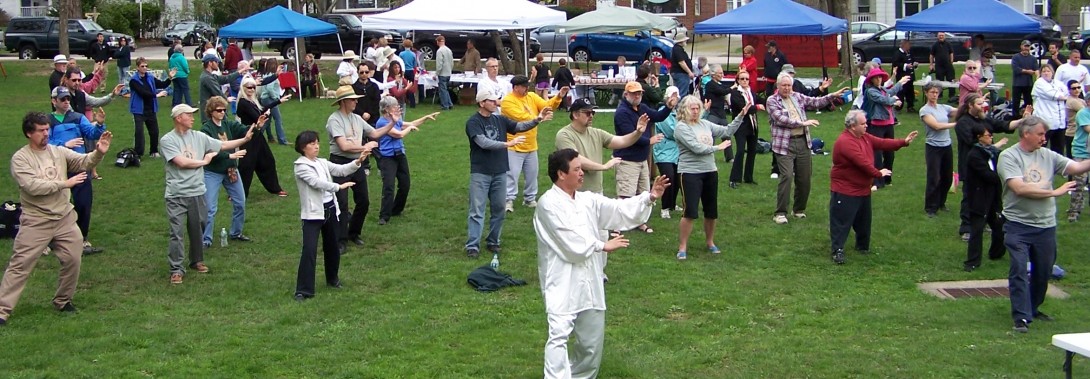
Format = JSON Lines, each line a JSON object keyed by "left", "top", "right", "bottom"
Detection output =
{"left": 49, "top": 86, "right": 108, "bottom": 255}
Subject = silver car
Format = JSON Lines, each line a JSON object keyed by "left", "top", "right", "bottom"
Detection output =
{"left": 532, "top": 26, "right": 572, "bottom": 54}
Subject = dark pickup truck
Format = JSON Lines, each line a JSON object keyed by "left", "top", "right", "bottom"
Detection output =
{"left": 4, "top": 16, "right": 135, "bottom": 60}
{"left": 268, "top": 13, "right": 402, "bottom": 59}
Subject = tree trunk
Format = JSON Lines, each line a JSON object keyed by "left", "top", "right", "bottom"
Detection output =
{"left": 826, "top": 0, "right": 854, "bottom": 77}
{"left": 490, "top": 31, "right": 511, "bottom": 74}
{"left": 58, "top": 0, "right": 80, "bottom": 56}
{"left": 505, "top": 29, "right": 525, "bottom": 75}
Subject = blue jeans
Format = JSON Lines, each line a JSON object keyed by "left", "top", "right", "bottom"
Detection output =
{"left": 118, "top": 66, "right": 131, "bottom": 95}
{"left": 438, "top": 75, "right": 452, "bottom": 109}
{"left": 466, "top": 172, "right": 505, "bottom": 251}
{"left": 173, "top": 77, "right": 191, "bottom": 106}
{"left": 265, "top": 106, "right": 286, "bottom": 144}
{"left": 202, "top": 170, "right": 247, "bottom": 246}
{"left": 1003, "top": 221, "right": 1057, "bottom": 323}
{"left": 671, "top": 72, "right": 692, "bottom": 98}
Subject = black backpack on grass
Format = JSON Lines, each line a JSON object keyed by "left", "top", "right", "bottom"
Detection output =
{"left": 0, "top": 201, "right": 21, "bottom": 239}
{"left": 115, "top": 148, "right": 140, "bottom": 168}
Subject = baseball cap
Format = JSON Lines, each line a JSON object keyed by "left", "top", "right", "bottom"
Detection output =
{"left": 766, "top": 40, "right": 777, "bottom": 48}
{"left": 476, "top": 91, "right": 500, "bottom": 103}
{"left": 51, "top": 86, "right": 71, "bottom": 99}
{"left": 781, "top": 64, "right": 796, "bottom": 75}
{"left": 624, "top": 81, "right": 643, "bottom": 93}
{"left": 1020, "top": 40, "right": 1032, "bottom": 46}
{"left": 54, "top": 54, "right": 68, "bottom": 64}
{"left": 202, "top": 53, "right": 221, "bottom": 63}
{"left": 569, "top": 98, "right": 597, "bottom": 113}
{"left": 510, "top": 75, "right": 530, "bottom": 87}
{"left": 171, "top": 104, "right": 200, "bottom": 118}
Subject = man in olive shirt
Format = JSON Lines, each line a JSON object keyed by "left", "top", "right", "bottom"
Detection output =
{"left": 998, "top": 116, "right": 1090, "bottom": 332}
{"left": 0, "top": 112, "right": 111, "bottom": 326}
{"left": 555, "top": 98, "right": 646, "bottom": 194}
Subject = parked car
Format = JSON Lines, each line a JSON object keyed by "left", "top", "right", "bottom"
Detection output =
{"left": 408, "top": 30, "right": 540, "bottom": 61}
{"left": 977, "top": 13, "right": 1061, "bottom": 58}
{"left": 4, "top": 16, "right": 135, "bottom": 60}
{"left": 268, "top": 13, "right": 402, "bottom": 60}
{"left": 851, "top": 21, "right": 889, "bottom": 42}
{"left": 160, "top": 21, "right": 216, "bottom": 47}
{"left": 567, "top": 30, "right": 675, "bottom": 63}
{"left": 847, "top": 27, "right": 970, "bottom": 66}
{"left": 1070, "top": 29, "right": 1090, "bottom": 57}
{"left": 532, "top": 26, "right": 572, "bottom": 54}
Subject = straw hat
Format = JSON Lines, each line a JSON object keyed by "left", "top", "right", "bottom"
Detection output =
{"left": 331, "top": 85, "right": 363, "bottom": 106}
{"left": 342, "top": 50, "right": 359, "bottom": 61}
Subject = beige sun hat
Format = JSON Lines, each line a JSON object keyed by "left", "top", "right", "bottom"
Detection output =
{"left": 331, "top": 85, "right": 363, "bottom": 106}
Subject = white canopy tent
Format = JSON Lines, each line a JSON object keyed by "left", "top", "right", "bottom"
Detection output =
{"left": 358, "top": 0, "right": 566, "bottom": 76}
{"left": 358, "top": 0, "right": 566, "bottom": 30}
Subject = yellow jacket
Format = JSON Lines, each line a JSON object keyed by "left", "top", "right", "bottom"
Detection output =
{"left": 500, "top": 91, "right": 562, "bottom": 152}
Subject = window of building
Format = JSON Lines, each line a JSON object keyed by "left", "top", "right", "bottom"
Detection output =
{"left": 724, "top": 0, "right": 748, "bottom": 12}
{"left": 534, "top": 0, "right": 560, "bottom": 6}
{"left": 857, "top": 0, "right": 870, "bottom": 14}
{"left": 333, "top": 0, "right": 394, "bottom": 12}
{"left": 630, "top": 0, "right": 685, "bottom": 16}
{"left": 902, "top": 0, "right": 920, "bottom": 17}
{"left": 1033, "top": 0, "right": 1045, "bottom": 15}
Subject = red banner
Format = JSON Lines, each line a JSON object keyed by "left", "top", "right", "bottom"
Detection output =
{"left": 742, "top": 35, "right": 840, "bottom": 68}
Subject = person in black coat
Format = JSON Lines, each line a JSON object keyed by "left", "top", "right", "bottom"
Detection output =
{"left": 728, "top": 71, "right": 761, "bottom": 188}
{"left": 962, "top": 123, "right": 1008, "bottom": 271}
{"left": 236, "top": 77, "right": 287, "bottom": 197}
{"left": 892, "top": 39, "right": 918, "bottom": 112}
{"left": 702, "top": 65, "right": 733, "bottom": 163}
{"left": 552, "top": 58, "right": 575, "bottom": 110}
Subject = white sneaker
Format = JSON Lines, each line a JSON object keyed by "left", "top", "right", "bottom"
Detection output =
{"left": 793, "top": 212, "right": 807, "bottom": 219}
{"left": 523, "top": 200, "right": 537, "bottom": 208}
{"left": 771, "top": 173, "right": 779, "bottom": 179}
{"left": 660, "top": 209, "right": 671, "bottom": 219}
{"left": 504, "top": 200, "right": 514, "bottom": 213}
{"left": 674, "top": 206, "right": 684, "bottom": 212}
{"left": 871, "top": 185, "right": 879, "bottom": 192}
{"left": 773, "top": 214, "right": 788, "bottom": 225}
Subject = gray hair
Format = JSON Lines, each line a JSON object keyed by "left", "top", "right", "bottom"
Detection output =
{"left": 845, "top": 110, "right": 866, "bottom": 128}
{"left": 709, "top": 64, "right": 723, "bottom": 74}
{"left": 923, "top": 82, "right": 944, "bottom": 93}
{"left": 776, "top": 73, "right": 793, "bottom": 86}
{"left": 1018, "top": 115, "right": 1048, "bottom": 137}
{"left": 379, "top": 95, "right": 400, "bottom": 115}
{"left": 173, "top": 44, "right": 183, "bottom": 53}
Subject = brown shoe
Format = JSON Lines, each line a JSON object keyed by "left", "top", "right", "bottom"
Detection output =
{"left": 170, "top": 273, "right": 183, "bottom": 284}
{"left": 192, "top": 262, "right": 210, "bottom": 273}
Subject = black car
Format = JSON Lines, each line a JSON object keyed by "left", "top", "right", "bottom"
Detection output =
{"left": 4, "top": 17, "right": 135, "bottom": 60}
{"left": 848, "top": 28, "right": 971, "bottom": 66}
{"left": 160, "top": 21, "right": 216, "bottom": 47}
{"left": 977, "top": 14, "right": 1062, "bottom": 58}
{"left": 268, "top": 13, "right": 402, "bottom": 60}
{"left": 408, "top": 30, "right": 540, "bottom": 61}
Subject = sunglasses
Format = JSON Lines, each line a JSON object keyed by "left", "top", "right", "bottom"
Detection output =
{"left": 1071, "top": 87, "right": 1081, "bottom": 90}
{"left": 737, "top": 77, "right": 749, "bottom": 81}
{"left": 966, "top": 67, "right": 978, "bottom": 70}
{"left": 56, "top": 97, "right": 71, "bottom": 102}
{"left": 359, "top": 70, "right": 371, "bottom": 74}
{"left": 138, "top": 65, "right": 149, "bottom": 68}
{"left": 244, "top": 86, "right": 256, "bottom": 89}
{"left": 579, "top": 110, "right": 596, "bottom": 116}
{"left": 213, "top": 109, "right": 227, "bottom": 113}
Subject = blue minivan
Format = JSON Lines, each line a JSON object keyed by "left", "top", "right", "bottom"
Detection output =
{"left": 567, "top": 30, "right": 675, "bottom": 63}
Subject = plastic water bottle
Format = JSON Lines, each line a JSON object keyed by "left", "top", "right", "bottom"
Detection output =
{"left": 490, "top": 253, "right": 500, "bottom": 269}
{"left": 220, "top": 228, "right": 228, "bottom": 247}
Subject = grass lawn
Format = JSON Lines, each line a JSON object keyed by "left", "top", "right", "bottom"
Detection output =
{"left": 0, "top": 59, "right": 1087, "bottom": 377}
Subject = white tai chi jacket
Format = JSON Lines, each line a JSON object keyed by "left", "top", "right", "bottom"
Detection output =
{"left": 533, "top": 184, "right": 653, "bottom": 315}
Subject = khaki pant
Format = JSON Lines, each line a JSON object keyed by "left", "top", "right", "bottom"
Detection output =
{"left": 0, "top": 210, "right": 83, "bottom": 320}
{"left": 775, "top": 137, "right": 813, "bottom": 215}
{"left": 615, "top": 160, "right": 649, "bottom": 198}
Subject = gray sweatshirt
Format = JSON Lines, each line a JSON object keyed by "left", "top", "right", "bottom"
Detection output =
{"left": 675, "top": 116, "right": 744, "bottom": 174}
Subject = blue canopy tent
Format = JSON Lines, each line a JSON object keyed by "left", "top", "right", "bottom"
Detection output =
{"left": 894, "top": 0, "right": 1040, "bottom": 33}
{"left": 219, "top": 6, "right": 337, "bottom": 101}
{"left": 693, "top": 0, "right": 847, "bottom": 78}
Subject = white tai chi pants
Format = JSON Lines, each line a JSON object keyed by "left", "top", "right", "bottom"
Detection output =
{"left": 544, "top": 309, "right": 606, "bottom": 379}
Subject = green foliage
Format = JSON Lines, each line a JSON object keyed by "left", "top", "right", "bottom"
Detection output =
{"left": 556, "top": 5, "right": 586, "bottom": 19}
{"left": 94, "top": 0, "right": 160, "bottom": 37}
{"left": 0, "top": 8, "right": 11, "bottom": 27}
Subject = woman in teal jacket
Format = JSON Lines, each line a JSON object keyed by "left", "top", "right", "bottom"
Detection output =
{"left": 653, "top": 86, "right": 681, "bottom": 220}
{"left": 168, "top": 45, "right": 191, "bottom": 107}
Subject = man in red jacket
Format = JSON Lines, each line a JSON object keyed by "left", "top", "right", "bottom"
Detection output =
{"left": 829, "top": 110, "right": 917, "bottom": 264}
{"left": 223, "top": 39, "right": 243, "bottom": 73}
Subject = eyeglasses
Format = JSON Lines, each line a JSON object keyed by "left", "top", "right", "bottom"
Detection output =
{"left": 579, "top": 110, "right": 596, "bottom": 116}
{"left": 213, "top": 109, "right": 227, "bottom": 113}
{"left": 737, "top": 77, "right": 749, "bottom": 81}
{"left": 244, "top": 86, "right": 256, "bottom": 89}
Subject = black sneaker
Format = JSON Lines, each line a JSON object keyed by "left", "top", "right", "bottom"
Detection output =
{"left": 327, "top": 280, "right": 342, "bottom": 289}
{"left": 58, "top": 302, "right": 78, "bottom": 313}
{"left": 964, "top": 264, "right": 979, "bottom": 272}
{"left": 378, "top": 219, "right": 388, "bottom": 225}
{"left": 1013, "top": 319, "right": 1029, "bottom": 333}
{"left": 0, "top": 317, "right": 6, "bottom": 326}
{"left": 466, "top": 248, "right": 479, "bottom": 258}
{"left": 294, "top": 293, "right": 308, "bottom": 302}
{"left": 1034, "top": 312, "right": 1054, "bottom": 322}
{"left": 487, "top": 245, "right": 501, "bottom": 254}
{"left": 832, "top": 249, "right": 846, "bottom": 265}
{"left": 229, "top": 234, "right": 252, "bottom": 242}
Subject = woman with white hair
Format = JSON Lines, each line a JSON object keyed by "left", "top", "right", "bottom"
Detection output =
{"left": 652, "top": 86, "right": 682, "bottom": 219}
{"left": 236, "top": 76, "right": 288, "bottom": 197}
{"left": 1032, "top": 64, "right": 1069, "bottom": 156}
{"left": 373, "top": 96, "right": 439, "bottom": 225}
{"left": 672, "top": 94, "right": 746, "bottom": 260}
